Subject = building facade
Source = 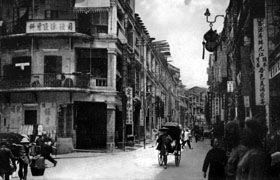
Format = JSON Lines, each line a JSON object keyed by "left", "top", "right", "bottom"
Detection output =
{"left": 206, "top": 0, "right": 280, "bottom": 134}
{"left": 185, "top": 87, "right": 207, "bottom": 129}
{"left": 0, "top": 0, "right": 183, "bottom": 152}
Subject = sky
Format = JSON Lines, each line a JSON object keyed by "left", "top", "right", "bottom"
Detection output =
{"left": 135, "top": 0, "right": 230, "bottom": 88}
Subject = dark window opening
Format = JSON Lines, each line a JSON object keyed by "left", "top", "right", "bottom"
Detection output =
{"left": 44, "top": 56, "right": 62, "bottom": 86}
{"left": 76, "top": 48, "right": 108, "bottom": 78}
{"left": 45, "top": 10, "right": 59, "bottom": 19}
{"left": 11, "top": 56, "right": 31, "bottom": 79}
{"left": 25, "top": 110, "right": 37, "bottom": 125}
{"left": 77, "top": 12, "right": 108, "bottom": 35}
{"left": 44, "top": 56, "right": 62, "bottom": 74}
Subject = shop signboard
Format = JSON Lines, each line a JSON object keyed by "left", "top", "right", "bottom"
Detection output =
{"left": 26, "top": 20, "right": 75, "bottom": 33}
{"left": 253, "top": 18, "right": 269, "bottom": 105}
{"left": 125, "top": 87, "right": 133, "bottom": 125}
{"left": 140, "top": 109, "right": 144, "bottom": 126}
{"left": 244, "top": 96, "right": 250, "bottom": 108}
{"left": 227, "top": 81, "right": 234, "bottom": 92}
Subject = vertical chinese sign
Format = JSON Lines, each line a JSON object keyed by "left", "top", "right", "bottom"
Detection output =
{"left": 207, "top": 92, "right": 212, "bottom": 121}
{"left": 125, "top": 87, "right": 133, "bottom": 125}
{"left": 253, "top": 18, "right": 269, "bottom": 105}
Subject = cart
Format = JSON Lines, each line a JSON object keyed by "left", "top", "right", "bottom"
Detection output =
{"left": 157, "top": 122, "right": 182, "bottom": 167}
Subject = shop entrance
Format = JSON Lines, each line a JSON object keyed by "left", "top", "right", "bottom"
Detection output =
{"left": 24, "top": 110, "right": 37, "bottom": 125}
{"left": 75, "top": 102, "right": 107, "bottom": 149}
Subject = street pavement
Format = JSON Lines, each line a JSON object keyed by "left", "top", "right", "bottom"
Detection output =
{"left": 13, "top": 139, "right": 212, "bottom": 180}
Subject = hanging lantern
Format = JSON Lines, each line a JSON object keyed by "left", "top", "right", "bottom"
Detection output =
{"left": 203, "top": 28, "right": 220, "bottom": 52}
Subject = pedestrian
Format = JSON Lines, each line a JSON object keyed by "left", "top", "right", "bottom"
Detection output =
{"left": 224, "top": 121, "right": 247, "bottom": 180}
{"left": 182, "top": 128, "right": 192, "bottom": 149}
{"left": 18, "top": 137, "right": 30, "bottom": 180}
{"left": 156, "top": 127, "right": 173, "bottom": 169}
{"left": 236, "top": 118, "right": 268, "bottom": 180}
{"left": 35, "top": 131, "right": 57, "bottom": 167}
{"left": 0, "top": 140, "right": 16, "bottom": 180}
{"left": 202, "top": 138, "right": 227, "bottom": 180}
{"left": 152, "top": 128, "right": 159, "bottom": 147}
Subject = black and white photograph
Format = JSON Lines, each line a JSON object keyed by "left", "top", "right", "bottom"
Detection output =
{"left": 0, "top": 0, "right": 280, "bottom": 180}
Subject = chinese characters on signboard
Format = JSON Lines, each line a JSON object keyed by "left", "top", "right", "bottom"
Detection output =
{"left": 125, "top": 87, "right": 133, "bottom": 125}
{"left": 227, "top": 81, "right": 234, "bottom": 92}
{"left": 26, "top": 21, "right": 75, "bottom": 33}
{"left": 207, "top": 92, "right": 212, "bottom": 119}
{"left": 253, "top": 18, "right": 269, "bottom": 105}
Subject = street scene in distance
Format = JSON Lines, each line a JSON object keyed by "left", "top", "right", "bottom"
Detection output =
{"left": 1, "top": 0, "right": 280, "bottom": 180}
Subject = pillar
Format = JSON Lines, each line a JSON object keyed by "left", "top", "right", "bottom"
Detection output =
{"left": 108, "top": 50, "right": 117, "bottom": 90}
{"left": 106, "top": 103, "right": 116, "bottom": 152}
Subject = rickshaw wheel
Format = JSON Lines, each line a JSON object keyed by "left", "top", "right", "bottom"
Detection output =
{"left": 175, "top": 151, "right": 181, "bottom": 167}
{"left": 158, "top": 153, "right": 164, "bottom": 166}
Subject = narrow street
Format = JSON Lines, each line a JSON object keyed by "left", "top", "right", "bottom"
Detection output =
{"left": 24, "top": 139, "right": 211, "bottom": 180}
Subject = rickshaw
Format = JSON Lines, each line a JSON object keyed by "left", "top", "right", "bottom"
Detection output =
{"left": 157, "top": 122, "right": 182, "bottom": 167}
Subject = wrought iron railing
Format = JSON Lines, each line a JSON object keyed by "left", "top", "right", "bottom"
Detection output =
{"left": 0, "top": 73, "right": 107, "bottom": 89}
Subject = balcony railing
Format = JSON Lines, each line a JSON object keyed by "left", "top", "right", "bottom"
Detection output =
{"left": 0, "top": 73, "right": 107, "bottom": 90}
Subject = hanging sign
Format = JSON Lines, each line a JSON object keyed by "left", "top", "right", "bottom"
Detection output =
{"left": 244, "top": 96, "right": 250, "bottom": 108}
{"left": 125, "top": 87, "right": 133, "bottom": 125}
{"left": 227, "top": 81, "right": 234, "bottom": 92}
{"left": 253, "top": 18, "right": 269, "bottom": 105}
{"left": 140, "top": 109, "right": 144, "bottom": 126}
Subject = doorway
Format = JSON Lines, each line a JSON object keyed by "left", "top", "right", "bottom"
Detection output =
{"left": 75, "top": 102, "right": 107, "bottom": 149}
{"left": 24, "top": 110, "right": 37, "bottom": 125}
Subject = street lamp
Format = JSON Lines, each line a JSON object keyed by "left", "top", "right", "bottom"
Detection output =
{"left": 204, "top": 8, "right": 224, "bottom": 29}
{"left": 202, "top": 9, "right": 224, "bottom": 59}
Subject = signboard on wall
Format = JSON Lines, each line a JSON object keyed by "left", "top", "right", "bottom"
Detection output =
{"left": 207, "top": 92, "right": 212, "bottom": 118}
{"left": 227, "top": 81, "right": 234, "bottom": 92}
{"left": 253, "top": 18, "right": 269, "bottom": 105}
{"left": 125, "top": 87, "right": 133, "bottom": 125}
{"left": 140, "top": 109, "right": 144, "bottom": 126}
{"left": 26, "top": 20, "right": 75, "bottom": 33}
{"left": 244, "top": 96, "right": 250, "bottom": 108}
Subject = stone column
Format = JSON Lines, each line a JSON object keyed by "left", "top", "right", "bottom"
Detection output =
{"left": 106, "top": 103, "right": 116, "bottom": 152}
{"left": 108, "top": 50, "right": 117, "bottom": 90}
{"left": 109, "top": 0, "right": 117, "bottom": 36}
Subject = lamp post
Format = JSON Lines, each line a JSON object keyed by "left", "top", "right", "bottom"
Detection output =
{"left": 204, "top": 8, "right": 224, "bottom": 29}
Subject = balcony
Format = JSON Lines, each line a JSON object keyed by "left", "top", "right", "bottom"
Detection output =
{"left": 0, "top": 73, "right": 108, "bottom": 92}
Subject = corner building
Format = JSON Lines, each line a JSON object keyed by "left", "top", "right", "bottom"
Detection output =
{"left": 0, "top": 0, "right": 136, "bottom": 152}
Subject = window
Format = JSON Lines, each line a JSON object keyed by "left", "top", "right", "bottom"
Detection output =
{"left": 44, "top": 56, "right": 62, "bottom": 74}
{"left": 12, "top": 56, "right": 31, "bottom": 79}
{"left": 45, "top": 10, "right": 59, "bottom": 19}
{"left": 92, "top": 12, "right": 108, "bottom": 25}
{"left": 92, "top": 12, "right": 108, "bottom": 34}
{"left": 44, "top": 56, "right": 62, "bottom": 86}
{"left": 76, "top": 48, "right": 108, "bottom": 78}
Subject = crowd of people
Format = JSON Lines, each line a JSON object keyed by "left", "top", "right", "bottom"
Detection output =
{"left": 202, "top": 116, "right": 280, "bottom": 180}
{"left": 0, "top": 131, "right": 57, "bottom": 180}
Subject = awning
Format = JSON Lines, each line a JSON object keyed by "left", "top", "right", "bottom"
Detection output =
{"left": 74, "top": 0, "right": 110, "bottom": 13}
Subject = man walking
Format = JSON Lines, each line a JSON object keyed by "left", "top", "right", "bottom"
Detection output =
{"left": 202, "top": 138, "right": 227, "bottom": 180}
{"left": 182, "top": 128, "right": 192, "bottom": 149}
{"left": 35, "top": 131, "right": 57, "bottom": 167}
{"left": 0, "top": 140, "right": 16, "bottom": 180}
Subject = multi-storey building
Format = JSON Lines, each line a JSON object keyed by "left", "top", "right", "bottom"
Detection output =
{"left": 207, "top": 0, "right": 280, "bottom": 133}
{"left": 185, "top": 87, "right": 207, "bottom": 129}
{"left": 0, "top": 0, "right": 183, "bottom": 152}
